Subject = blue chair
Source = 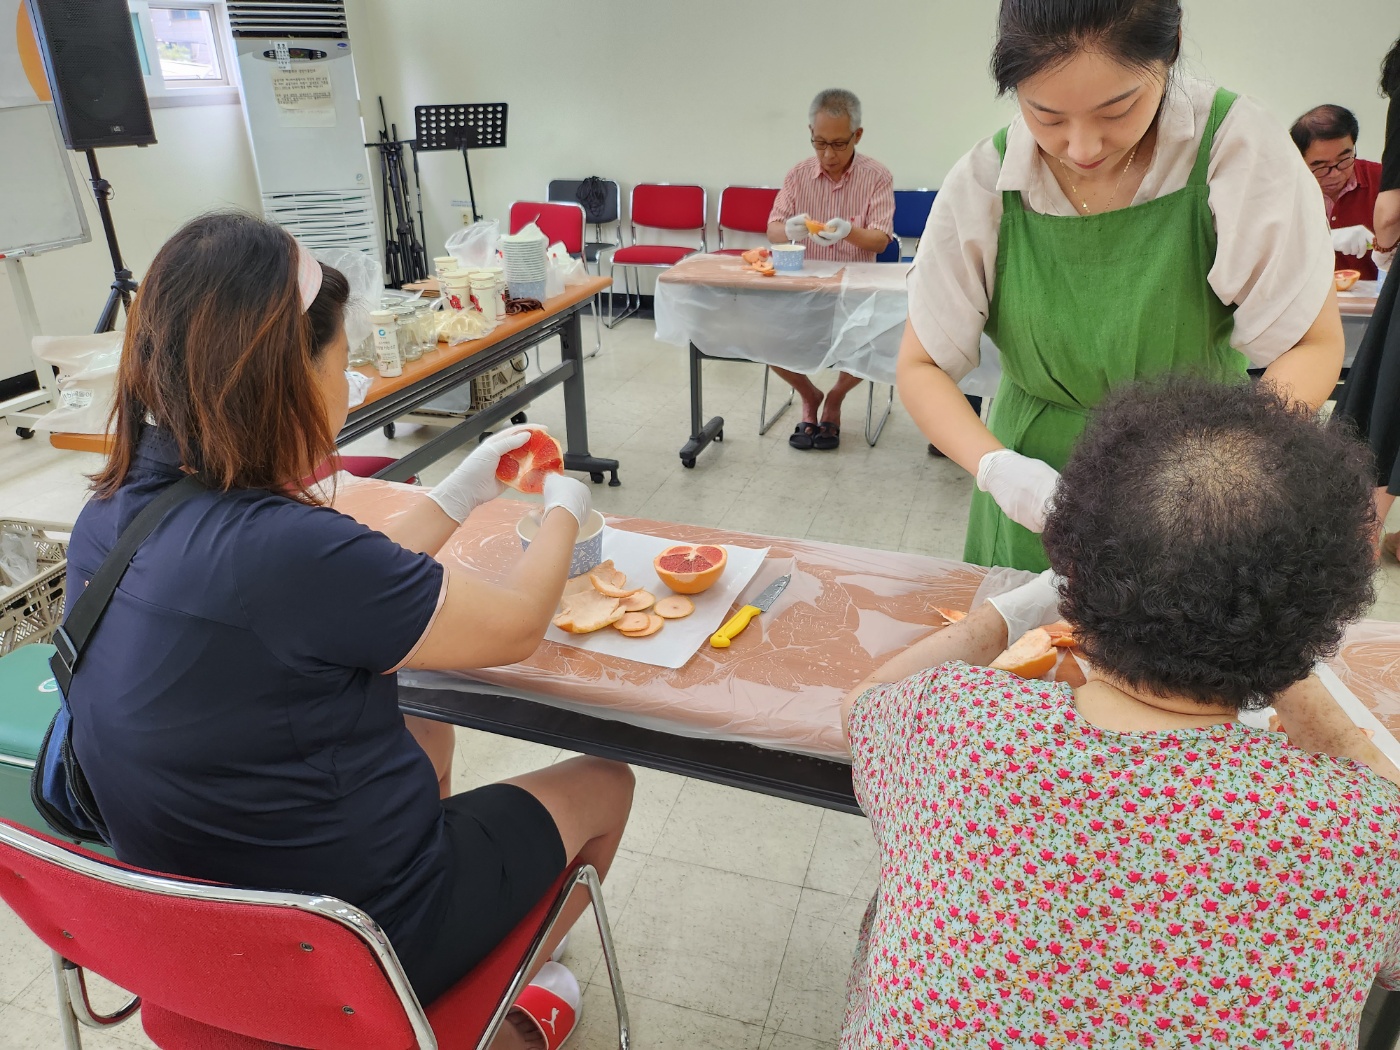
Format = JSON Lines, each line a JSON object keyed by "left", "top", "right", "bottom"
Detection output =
{"left": 892, "top": 188, "right": 938, "bottom": 261}
{"left": 876, "top": 232, "right": 901, "bottom": 263}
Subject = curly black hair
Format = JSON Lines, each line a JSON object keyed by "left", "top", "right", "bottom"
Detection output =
{"left": 1041, "top": 377, "right": 1376, "bottom": 710}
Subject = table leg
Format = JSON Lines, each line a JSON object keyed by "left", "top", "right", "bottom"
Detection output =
{"left": 559, "top": 307, "right": 621, "bottom": 486}
{"left": 679, "top": 341, "right": 725, "bottom": 469}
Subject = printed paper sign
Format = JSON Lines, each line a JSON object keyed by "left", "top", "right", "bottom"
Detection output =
{"left": 271, "top": 67, "right": 335, "bottom": 127}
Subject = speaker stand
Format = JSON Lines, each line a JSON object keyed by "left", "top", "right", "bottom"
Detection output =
{"left": 85, "top": 150, "right": 138, "bottom": 334}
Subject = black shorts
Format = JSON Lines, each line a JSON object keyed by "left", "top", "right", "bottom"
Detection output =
{"left": 395, "top": 783, "right": 566, "bottom": 1004}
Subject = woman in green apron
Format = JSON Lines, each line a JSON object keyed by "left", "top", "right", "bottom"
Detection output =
{"left": 900, "top": 0, "right": 1344, "bottom": 572}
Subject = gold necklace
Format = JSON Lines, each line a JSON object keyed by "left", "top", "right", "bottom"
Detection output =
{"left": 1058, "top": 143, "right": 1141, "bottom": 215}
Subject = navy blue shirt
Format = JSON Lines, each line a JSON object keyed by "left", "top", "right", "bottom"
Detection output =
{"left": 65, "top": 427, "right": 449, "bottom": 947}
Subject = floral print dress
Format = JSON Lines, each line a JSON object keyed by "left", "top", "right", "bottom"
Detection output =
{"left": 843, "top": 662, "right": 1400, "bottom": 1048}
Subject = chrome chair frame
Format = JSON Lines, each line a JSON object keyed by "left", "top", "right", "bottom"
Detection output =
{"left": 602, "top": 184, "right": 707, "bottom": 329}
{"left": 0, "top": 822, "right": 629, "bottom": 1050}
{"left": 757, "top": 370, "right": 892, "bottom": 446}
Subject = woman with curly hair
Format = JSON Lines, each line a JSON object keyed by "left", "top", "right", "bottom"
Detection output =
{"left": 840, "top": 377, "right": 1400, "bottom": 1047}
{"left": 1335, "top": 36, "right": 1400, "bottom": 556}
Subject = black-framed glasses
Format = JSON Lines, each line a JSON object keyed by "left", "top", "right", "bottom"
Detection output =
{"left": 811, "top": 137, "right": 853, "bottom": 154}
{"left": 1309, "top": 152, "right": 1356, "bottom": 178}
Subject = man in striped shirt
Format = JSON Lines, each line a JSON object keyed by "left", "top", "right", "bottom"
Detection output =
{"left": 767, "top": 88, "right": 895, "bottom": 451}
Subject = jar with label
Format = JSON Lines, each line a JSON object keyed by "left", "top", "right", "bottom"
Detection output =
{"left": 369, "top": 309, "right": 403, "bottom": 377}
{"left": 394, "top": 307, "right": 422, "bottom": 362}
{"left": 443, "top": 273, "right": 474, "bottom": 313}
{"left": 470, "top": 272, "right": 499, "bottom": 322}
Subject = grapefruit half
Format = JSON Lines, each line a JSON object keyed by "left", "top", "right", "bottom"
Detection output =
{"left": 653, "top": 544, "right": 728, "bottom": 594}
{"left": 496, "top": 427, "right": 564, "bottom": 494}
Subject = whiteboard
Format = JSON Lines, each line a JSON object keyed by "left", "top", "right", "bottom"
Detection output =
{"left": 0, "top": 103, "right": 89, "bottom": 257}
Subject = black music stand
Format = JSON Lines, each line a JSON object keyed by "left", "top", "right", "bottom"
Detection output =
{"left": 413, "top": 103, "right": 508, "bottom": 223}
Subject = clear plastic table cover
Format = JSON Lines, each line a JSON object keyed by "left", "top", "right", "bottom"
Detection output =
{"left": 331, "top": 476, "right": 1400, "bottom": 760}
{"left": 653, "top": 254, "right": 1002, "bottom": 399}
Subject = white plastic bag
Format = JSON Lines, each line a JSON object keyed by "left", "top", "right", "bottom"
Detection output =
{"left": 446, "top": 220, "right": 501, "bottom": 271}
{"left": 547, "top": 243, "right": 589, "bottom": 289}
{"left": 313, "top": 247, "right": 384, "bottom": 352}
{"left": 32, "top": 332, "right": 123, "bottom": 434}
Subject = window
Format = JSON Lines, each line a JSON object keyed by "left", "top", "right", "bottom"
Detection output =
{"left": 148, "top": 3, "right": 228, "bottom": 86}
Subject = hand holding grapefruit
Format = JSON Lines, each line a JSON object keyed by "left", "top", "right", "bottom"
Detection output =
{"left": 495, "top": 427, "right": 564, "bottom": 494}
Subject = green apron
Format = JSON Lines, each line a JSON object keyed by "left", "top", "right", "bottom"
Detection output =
{"left": 965, "top": 87, "right": 1248, "bottom": 571}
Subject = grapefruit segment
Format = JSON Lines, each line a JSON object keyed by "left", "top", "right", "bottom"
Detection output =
{"left": 653, "top": 596, "right": 695, "bottom": 619}
{"left": 620, "top": 590, "right": 655, "bottom": 612}
{"left": 991, "top": 627, "right": 1057, "bottom": 679}
{"left": 620, "top": 613, "right": 664, "bottom": 638}
{"left": 496, "top": 427, "right": 564, "bottom": 495}
{"left": 653, "top": 544, "right": 728, "bottom": 595}
{"left": 614, "top": 612, "right": 651, "bottom": 633}
{"left": 804, "top": 218, "right": 828, "bottom": 235}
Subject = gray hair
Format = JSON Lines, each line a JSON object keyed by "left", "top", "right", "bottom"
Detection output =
{"left": 809, "top": 88, "right": 862, "bottom": 131}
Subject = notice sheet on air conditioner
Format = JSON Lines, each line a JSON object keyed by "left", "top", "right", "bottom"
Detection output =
{"left": 271, "top": 68, "right": 335, "bottom": 128}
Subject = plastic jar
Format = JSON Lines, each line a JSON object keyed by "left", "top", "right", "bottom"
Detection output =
{"left": 369, "top": 309, "right": 402, "bottom": 377}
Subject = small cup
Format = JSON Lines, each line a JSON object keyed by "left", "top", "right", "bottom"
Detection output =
{"left": 517, "top": 509, "right": 605, "bottom": 578}
{"left": 771, "top": 243, "right": 806, "bottom": 272}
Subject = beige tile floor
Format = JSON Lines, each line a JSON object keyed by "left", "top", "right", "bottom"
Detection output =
{"left": 2, "top": 318, "right": 1399, "bottom": 1048}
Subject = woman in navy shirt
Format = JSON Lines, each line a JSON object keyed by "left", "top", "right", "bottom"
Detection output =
{"left": 64, "top": 212, "right": 632, "bottom": 1041}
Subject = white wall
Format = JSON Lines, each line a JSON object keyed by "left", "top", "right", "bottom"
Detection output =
{"left": 0, "top": 101, "right": 260, "bottom": 383}
{"left": 3, "top": 0, "right": 1396, "bottom": 385}
{"left": 349, "top": 0, "right": 1398, "bottom": 263}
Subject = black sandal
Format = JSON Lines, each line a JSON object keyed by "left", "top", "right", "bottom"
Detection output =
{"left": 789, "top": 422, "right": 819, "bottom": 450}
{"left": 813, "top": 421, "right": 841, "bottom": 450}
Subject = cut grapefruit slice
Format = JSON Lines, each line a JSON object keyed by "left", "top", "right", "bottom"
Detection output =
{"left": 804, "top": 218, "right": 828, "bottom": 235}
{"left": 496, "top": 427, "right": 564, "bottom": 495}
{"left": 614, "top": 612, "right": 651, "bottom": 633}
{"left": 653, "top": 544, "right": 728, "bottom": 595}
{"left": 653, "top": 595, "right": 694, "bottom": 619}
{"left": 619, "top": 590, "right": 655, "bottom": 612}
{"left": 619, "top": 613, "right": 664, "bottom": 638}
{"left": 991, "top": 627, "right": 1057, "bottom": 679}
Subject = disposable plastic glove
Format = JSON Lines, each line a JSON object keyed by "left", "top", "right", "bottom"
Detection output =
{"left": 988, "top": 569, "right": 1066, "bottom": 643}
{"left": 1332, "top": 225, "right": 1374, "bottom": 257}
{"left": 345, "top": 370, "right": 372, "bottom": 408}
{"left": 541, "top": 473, "right": 592, "bottom": 528}
{"left": 426, "top": 424, "right": 535, "bottom": 524}
{"left": 976, "top": 448, "right": 1060, "bottom": 534}
{"left": 784, "top": 214, "right": 812, "bottom": 241}
{"left": 812, "top": 217, "right": 853, "bottom": 245}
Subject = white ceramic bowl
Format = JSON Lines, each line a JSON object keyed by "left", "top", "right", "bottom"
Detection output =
{"left": 517, "top": 508, "right": 605, "bottom": 577}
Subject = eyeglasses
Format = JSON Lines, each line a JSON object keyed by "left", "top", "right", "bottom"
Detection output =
{"left": 811, "top": 137, "right": 854, "bottom": 154}
{"left": 1309, "top": 152, "right": 1355, "bottom": 178}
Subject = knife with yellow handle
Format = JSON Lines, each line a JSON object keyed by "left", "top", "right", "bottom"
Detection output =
{"left": 710, "top": 575, "right": 790, "bottom": 648}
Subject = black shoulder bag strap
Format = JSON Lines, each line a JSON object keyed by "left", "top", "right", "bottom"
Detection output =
{"left": 50, "top": 473, "right": 206, "bottom": 693}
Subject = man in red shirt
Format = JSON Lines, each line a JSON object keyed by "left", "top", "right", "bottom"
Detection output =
{"left": 1291, "top": 105, "right": 1384, "bottom": 279}
{"left": 767, "top": 88, "right": 894, "bottom": 450}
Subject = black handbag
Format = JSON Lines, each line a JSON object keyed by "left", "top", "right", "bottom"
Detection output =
{"left": 31, "top": 474, "right": 205, "bottom": 844}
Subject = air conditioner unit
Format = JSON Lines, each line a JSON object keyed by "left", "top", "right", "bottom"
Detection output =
{"left": 228, "top": 1, "right": 378, "bottom": 257}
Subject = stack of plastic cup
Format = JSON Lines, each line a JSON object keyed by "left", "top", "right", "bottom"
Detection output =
{"left": 500, "top": 229, "right": 548, "bottom": 301}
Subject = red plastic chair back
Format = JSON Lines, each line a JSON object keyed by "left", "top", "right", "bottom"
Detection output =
{"left": 0, "top": 820, "right": 420, "bottom": 1050}
{"left": 630, "top": 184, "right": 705, "bottom": 232}
{"left": 509, "top": 200, "right": 585, "bottom": 255}
{"left": 718, "top": 186, "right": 779, "bottom": 235}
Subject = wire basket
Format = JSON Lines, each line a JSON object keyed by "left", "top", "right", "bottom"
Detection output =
{"left": 0, "top": 520, "right": 70, "bottom": 655}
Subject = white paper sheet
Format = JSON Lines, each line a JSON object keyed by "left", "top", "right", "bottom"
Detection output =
{"left": 543, "top": 525, "right": 769, "bottom": 669}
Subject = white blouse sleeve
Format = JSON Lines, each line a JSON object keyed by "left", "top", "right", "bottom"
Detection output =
{"left": 906, "top": 138, "right": 1004, "bottom": 382}
{"left": 1206, "top": 94, "right": 1335, "bottom": 368}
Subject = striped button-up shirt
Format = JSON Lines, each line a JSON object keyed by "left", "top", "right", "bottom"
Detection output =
{"left": 769, "top": 153, "right": 895, "bottom": 262}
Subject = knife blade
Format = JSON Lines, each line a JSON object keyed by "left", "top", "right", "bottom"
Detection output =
{"left": 710, "top": 575, "right": 790, "bottom": 648}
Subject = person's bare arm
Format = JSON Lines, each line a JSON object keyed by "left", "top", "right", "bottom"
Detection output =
{"left": 846, "top": 227, "right": 892, "bottom": 253}
{"left": 1260, "top": 289, "right": 1344, "bottom": 412}
{"left": 1376, "top": 189, "right": 1400, "bottom": 254}
{"left": 895, "top": 321, "right": 1002, "bottom": 475}
{"left": 1273, "top": 674, "right": 1400, "bottom": 788}
{"left": 768, "top": 220, "right": 791, "bottom": 245}
{"left": 372, "top": 500, "right": 459, "bottom": 557}
{"left": 841, "top": 601, "right": 1008, "bottom": 735}
{"left": 408, "top": 507, "right": 578, "bottom": 671}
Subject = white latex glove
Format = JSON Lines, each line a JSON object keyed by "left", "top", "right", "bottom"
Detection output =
{"left": 976, "top": 449, "right": 1061, "bottom": 533}
{"left": 1332, "top": 225, "right": 1374, "bottom": 257}
{"left": 812, "top": 217, "right": 853, "bottom": 245}
{"left": 1373, "top": 247, "right": 1395, "bottom": 274}
{"left": 426, "top": 424, "right": 535, "bottom": 524}
{"left": 345, "top": 370, "right": 372, "bottom": 409}
{"left": 784, "top": 214, "right": 812, "bottom": 241}
{"left": 541, "top": 473, "right": 592, "bottom": 528}
{"left": 988, "top": 569, "right": 1066, "bottom": 642}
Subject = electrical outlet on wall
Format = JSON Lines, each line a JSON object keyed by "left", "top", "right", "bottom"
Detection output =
{"left": 450, "top": 199, "right": 474, "bottom": 225}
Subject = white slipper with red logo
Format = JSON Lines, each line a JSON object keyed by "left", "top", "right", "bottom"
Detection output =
{"left": 511, "top": 961, "right": 582, "bottom": 1050}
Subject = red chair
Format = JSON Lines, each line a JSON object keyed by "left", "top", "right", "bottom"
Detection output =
{"left": 715, "top": 186, "right": 780, "bottom": 256}
{"left": 604, "top": 183, "right": 706, "bottom": 327}
{"left": 0, "top": 818, "right": 629, "bottom": 1050}
{"left": 509, "top": 200, "right": 601, "bottom": 359}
